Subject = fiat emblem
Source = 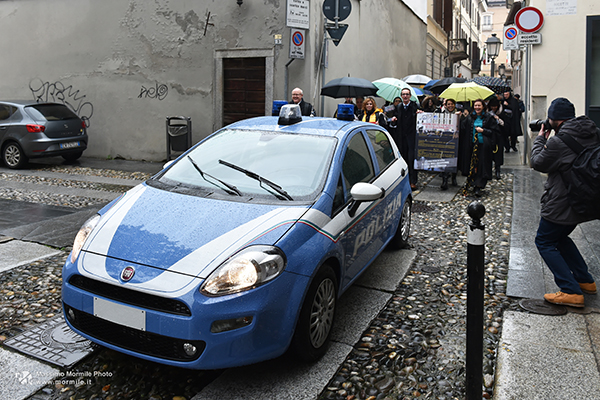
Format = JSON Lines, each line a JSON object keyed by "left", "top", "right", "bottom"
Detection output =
{"left": 121, "top": 266, "right": 135, "bottom": 281}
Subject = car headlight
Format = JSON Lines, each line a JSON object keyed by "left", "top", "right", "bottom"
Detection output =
{"left": 70, "top": 214, "right": 101, "bottom": 263}
{"left": 201, "top": 246, "right": 286, "bottom": 296}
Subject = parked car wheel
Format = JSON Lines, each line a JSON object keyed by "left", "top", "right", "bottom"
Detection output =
{"left": 2, "top": 142, "right": 28, "bottom": 169}
{"left": 290, "top": 265, "right": 337, "bottom": 362}
{"left": 389, "top": 197, "right": 412, "bottom": 249}
{"left": 62, "top": 151, "right": 83, "bottom": 162}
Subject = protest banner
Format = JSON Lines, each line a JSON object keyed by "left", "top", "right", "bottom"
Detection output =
{"left": 415, "top": 112, "right": 459, "bottom": 172}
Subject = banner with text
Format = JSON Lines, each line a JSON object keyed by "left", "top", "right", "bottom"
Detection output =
{"left": 415, "top": 112, "right": 459, "bottom": 172}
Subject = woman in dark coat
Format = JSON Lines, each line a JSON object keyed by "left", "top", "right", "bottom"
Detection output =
{"left": 460, "top": 99, "right": 500, "bottom": 196}
{"left": 487, "top": 97, "right": 510, "bottom": 179}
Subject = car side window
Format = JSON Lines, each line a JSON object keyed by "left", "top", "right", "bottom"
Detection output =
{"left": 0, "top": 105, "right": 12, "bottom": 121}
{"left": 366, "top": 129, "right": 396, "bottom": 171}
{"left": 332, "top": 175, "right": 345, "bottom": 215}
{"left": 341, "top": 132, "right": 375, "bottom": 199}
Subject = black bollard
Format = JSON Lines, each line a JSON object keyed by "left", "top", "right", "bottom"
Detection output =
{"left": 466, "top": 201, "right": 485, "bottom": 400}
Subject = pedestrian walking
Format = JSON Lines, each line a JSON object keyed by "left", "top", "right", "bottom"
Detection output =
{"left": 359, "top": 97, "right": 387, "bottom": 128}
{"left": 391, "top": 88, "right": 421, "bottom": 190}
{"left": 502, "top": 90, "right": 522, "bottom": 151}
{"left": 531, "top": 97, "right": 599, "bottom": 307}
{"left": 289, "top": 87, "right": 316, "bottom": 117}
{"left": 460, "top": 99, "right": 499, "bottom": 197}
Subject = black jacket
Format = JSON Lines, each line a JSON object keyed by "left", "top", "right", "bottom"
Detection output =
{"left": 392, "top": 101, "right": 419, "bottom": 149}
{"left": 531, "top": 115, "right": 600, "bottom": 224}
{"left": 459, "top": 111, "right": 499, "bottom": 181}
{"left": 290, "top": 99, "right": 315, "bottom": 117}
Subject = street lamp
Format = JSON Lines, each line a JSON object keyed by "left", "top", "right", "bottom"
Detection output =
{"left": 498, "top": 63, "right": 506, "bottom": 82}
{"left": 485, "top": 33, "right": 502, "bottom": 77}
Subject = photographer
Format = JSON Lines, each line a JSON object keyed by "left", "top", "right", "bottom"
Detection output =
{"left": 530, "top": 97, "right": 599, "bottom": 308}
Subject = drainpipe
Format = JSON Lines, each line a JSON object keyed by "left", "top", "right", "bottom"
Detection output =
{"left": 284, "top": 58, "right": 295, "bottom": 102}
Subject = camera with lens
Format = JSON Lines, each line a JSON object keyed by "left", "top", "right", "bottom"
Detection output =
{"left": 529, "top": 118, "right": 551, "bottom": 133}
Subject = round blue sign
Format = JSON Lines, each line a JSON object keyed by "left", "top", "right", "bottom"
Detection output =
{"left": 292, "top": 31, "right": 304, "bottom": 46}
{"left": 505, "top": 27, "right": 517, "bottom": 40}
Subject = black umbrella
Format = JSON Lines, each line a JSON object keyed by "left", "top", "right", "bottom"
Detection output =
{"left": 320, "top": 77, "right": 379, "bottom": 98}
{"left": 429, "top": 77, "right": 467, "bottom": 95}
{"left": 469, "top": 76, "right": 511, "bottom": 94}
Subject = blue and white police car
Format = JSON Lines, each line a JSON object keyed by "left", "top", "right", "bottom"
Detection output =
{"left": 62, "top": 104, "right": 412, "bottom": 369}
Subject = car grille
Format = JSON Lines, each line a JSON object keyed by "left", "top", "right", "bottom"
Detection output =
{"left": 69, "top": 275, "right": 192, "bottom": 316}
{"left": 64, "top": 303, "right": 205, "bottom": 362}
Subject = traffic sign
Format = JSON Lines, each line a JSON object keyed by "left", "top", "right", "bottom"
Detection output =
{"left": 286, "top": 0, "right": 309, "bottom": 29}
{"left": 515, "top": 6, "right": 544, "bottom": 33}
{"left": 323, "top": 0, "right": 351, "bottom": 22}
{"left": 326, "top": 23, "right": 348, "bottom": 46}
{"left": 518, "top": 33, "right": 542, "bottom": 45}
{"left": 503, "top": 25, "right": 519, "bottom": 50}
{"left": 289, "top": 28, "right": 305, "bottom": 59}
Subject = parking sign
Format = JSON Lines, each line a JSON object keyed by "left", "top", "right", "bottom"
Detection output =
{"left": 504, "top": 25, "right": 519, "bottom": 50}
{"left": 290, "top": 28, "right": 305, "bottom": 59}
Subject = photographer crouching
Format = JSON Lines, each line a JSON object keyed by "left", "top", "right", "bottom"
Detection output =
{"left": 530, "top": 97, "right": 600, "bottom": 308}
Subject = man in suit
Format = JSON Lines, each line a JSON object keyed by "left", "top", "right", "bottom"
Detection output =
{"left": 391, "top": 88, "right": 420, "bottom": 190}
{"left": 290, "top": 88, "right": 316, "bottom": 117}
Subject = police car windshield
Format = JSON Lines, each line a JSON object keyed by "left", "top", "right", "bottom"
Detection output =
{"left": 161, "top": 129, "right": 337, "bottom": 200}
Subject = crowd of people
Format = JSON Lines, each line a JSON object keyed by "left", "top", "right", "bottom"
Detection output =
{"left": 288, "top": 86, "right": 524, "bottom": 197}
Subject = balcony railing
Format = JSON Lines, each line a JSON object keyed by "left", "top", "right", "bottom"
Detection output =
{"left": 448, "top": 38, "right": 469, "bottom": 62}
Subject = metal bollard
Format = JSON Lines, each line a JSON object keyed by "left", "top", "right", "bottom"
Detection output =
{"left": 466, "top": 201, "right": 485, "bottom": 400}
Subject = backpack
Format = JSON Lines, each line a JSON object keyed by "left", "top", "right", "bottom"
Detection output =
{"left": 557, "top": 132, "right": 600, "bottom": 219}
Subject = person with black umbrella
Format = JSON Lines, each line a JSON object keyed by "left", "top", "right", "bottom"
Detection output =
{"left": 391, "top": 88, "right": 421, "bottom": 190}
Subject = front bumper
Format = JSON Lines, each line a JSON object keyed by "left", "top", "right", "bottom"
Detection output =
{"left": 62, "top": 261, "right": 309, "bottom": 370}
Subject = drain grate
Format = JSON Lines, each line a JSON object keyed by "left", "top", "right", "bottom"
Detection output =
{"left": 413, "top": 202, "right": 434, "bottom": 213}
{"left": 3, "top": 315, "right": 97, "bottom": 368}
{"left": 519, "top": 299, "right": 567, "bottom": 315}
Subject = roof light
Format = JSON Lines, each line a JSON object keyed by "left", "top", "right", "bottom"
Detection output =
{"left": 278, "top": 104, "right": 302, "bottom": 125}
{"left": 336, "top": 104, "right": 354, "bottom": 121}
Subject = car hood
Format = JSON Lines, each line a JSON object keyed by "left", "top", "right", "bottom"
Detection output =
{"left": 78, "top": 184, "right": 309, "bottom": 294}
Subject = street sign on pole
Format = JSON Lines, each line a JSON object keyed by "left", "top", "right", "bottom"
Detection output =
{"left": 325, "top": 23, "right": 348, "bottom": 46}
{"left": 515, "top": 6, "right": 544, "bottom": 33}
{"left": 518, "top": 33, "right": 542, "bottom": 45}
{"left": 323, "top": 0, "right": 351, "bottom": 22}
{"left": 289, "top": 28, "right": 305, "bottom": 59}
{"left": 503, "top": 25, "right": 519, "bottom": 50}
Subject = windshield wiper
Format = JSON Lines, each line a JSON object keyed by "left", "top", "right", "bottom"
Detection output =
{"left": 187, "top": 156, "right": 241, "bottom": 196}
{"left": 218, "top": 159, "right": 293, "bottom": 201}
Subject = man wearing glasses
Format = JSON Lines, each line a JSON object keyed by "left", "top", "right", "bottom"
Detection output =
{"left": 290, "top": 87, "right": 316, "bottom": 117}
{"left": 391, "top": 88, "right": 421, "bottom": 190}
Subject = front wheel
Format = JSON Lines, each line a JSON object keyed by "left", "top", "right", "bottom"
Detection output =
{"left": 2, "top": 142, "right": 28, "bottom": 169}
{"left": 290, "top": 265, "right": 337, "bottom": 362}
{"left": 389, "top": 197, "right": 412, "bottom": 249}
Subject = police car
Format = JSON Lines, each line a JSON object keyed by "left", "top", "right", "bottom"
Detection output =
{"left": 62, "top": 104, "right": 412, "bottom": 369}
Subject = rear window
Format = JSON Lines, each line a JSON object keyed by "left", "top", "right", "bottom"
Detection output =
{"left": 25, "top": 104, "right": 79, "bottom": 121}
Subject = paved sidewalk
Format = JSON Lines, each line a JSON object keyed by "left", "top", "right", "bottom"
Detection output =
{"left": 495, "top": 150, "right": 600, "bottom": 399}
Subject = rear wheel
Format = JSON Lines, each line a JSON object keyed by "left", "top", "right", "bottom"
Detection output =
{"left": 2, "top": 142, "right": 28, "bottom": 169}
{"left": 290, "top": 265, "right": 337, "bottom": 362}
{"left": 389, "top": 197, "right": 412, "bottom": 249}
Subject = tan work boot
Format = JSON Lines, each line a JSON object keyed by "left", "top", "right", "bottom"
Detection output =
{"left": 579, "top": 282, "right": 597, "bottom": 294}
{"left": 544, "top": 291, "right": 584, "bottom": 308}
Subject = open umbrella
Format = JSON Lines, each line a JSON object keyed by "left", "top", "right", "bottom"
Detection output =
{"left": 438, "top": 82, "right": 495, "bottom": 102}
{"left": 429, "top": 77, "right": 467, "bottom": 95}
{"left": 401, "top": 74, "right": 432, "bottom": 86}
{"left": 411, "top": 86, "right": 433, "bottom": 97}
{"left": 320, "top": 77, "right": 379, "bottom": 98}
{"left": 423, "top": 79, "right": 439, "bottom": 91}
{"left": 372, "top": 77, "right": 418, "bottom": 103}
{"left": 469, "top": 76, "right": 511, "bottom": 94}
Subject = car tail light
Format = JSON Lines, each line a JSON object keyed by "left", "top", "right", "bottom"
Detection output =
{"left": 26, "top": 124, "right": 45, "bottom": 133}
{"left": 81, "top": 121, "right": 86, "bottom": 129}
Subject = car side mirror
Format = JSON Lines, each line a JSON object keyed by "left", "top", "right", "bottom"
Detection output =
{"left": 348, "top": 182, "right": 384, "bottom": 217}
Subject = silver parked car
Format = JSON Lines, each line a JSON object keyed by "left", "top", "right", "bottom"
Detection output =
{"left": 0, "top": 101, "right": 88, "bottom": 169}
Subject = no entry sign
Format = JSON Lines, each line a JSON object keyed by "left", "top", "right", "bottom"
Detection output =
{"left": 515, "top": 7, "right": 544, "bottom": 33}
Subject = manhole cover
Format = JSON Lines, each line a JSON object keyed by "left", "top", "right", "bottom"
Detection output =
{"left": 519, "top": 299, "right": 567, "bottom": 315}
{"left": 3, "top": 315, "right": 97, "bottom": 368}
{"left": 422, "top": 266, "right": 440, "bottom": 273}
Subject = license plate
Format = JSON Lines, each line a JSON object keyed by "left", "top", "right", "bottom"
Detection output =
{"left": 93, "top": 297, "right": 146, "bottom": 331}
{"left": 60, "top": 141, "right": 80, "bottom": 149}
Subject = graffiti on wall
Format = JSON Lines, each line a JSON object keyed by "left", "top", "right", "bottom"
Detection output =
{"left": 138, "top": 82, "right": 169, "bottom": 100}
{"left": 29, "top": 78, "right": 94, "bottom": 127}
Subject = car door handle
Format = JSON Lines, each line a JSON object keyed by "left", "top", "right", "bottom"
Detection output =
{"left": 401, "top": 168, "right": 406, "bottom": 177}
